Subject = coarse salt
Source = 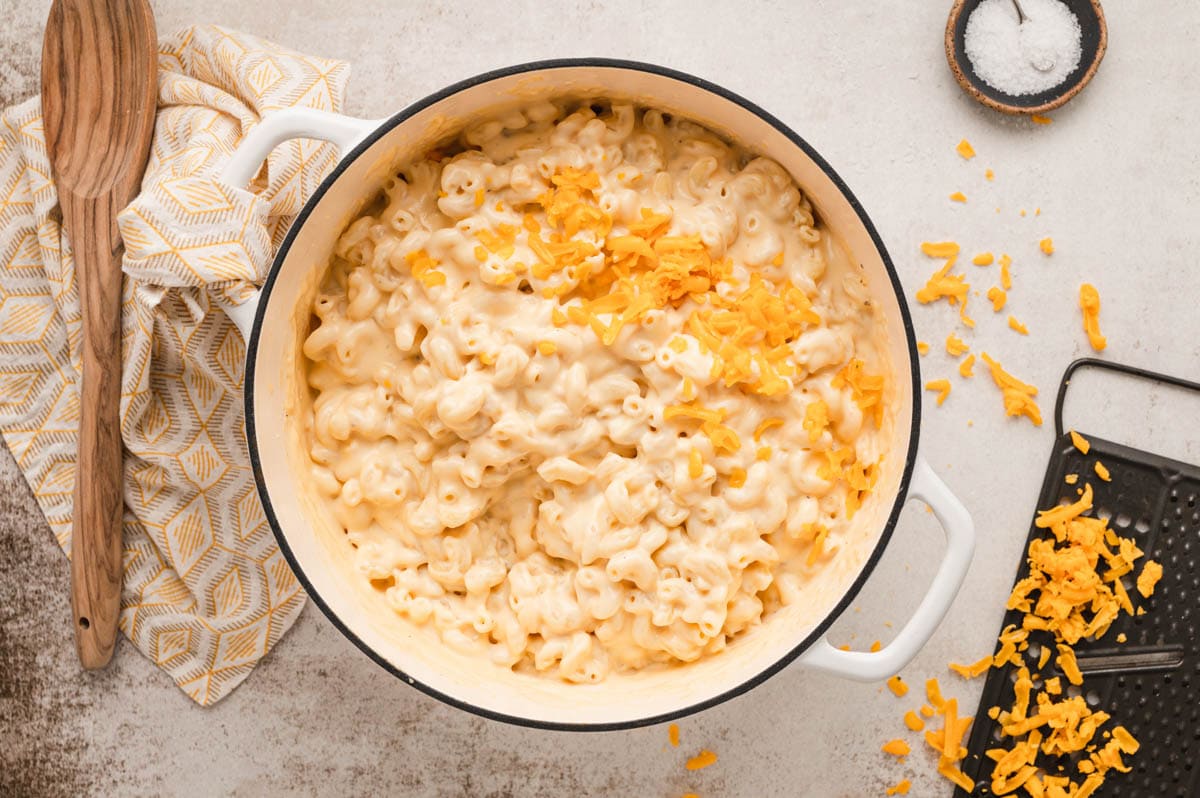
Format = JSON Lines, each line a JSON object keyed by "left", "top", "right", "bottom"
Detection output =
{"left": 964, "top": 0, "right": 1083, "bottom": 96}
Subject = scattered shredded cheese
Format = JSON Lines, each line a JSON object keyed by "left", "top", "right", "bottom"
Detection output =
{"left": 949, "top": 655, "right": 993, "bottom": 679}
{"left": 885, "top": 779, "right": 911, "bottom": 796}
{"left": 981, "top": 353, "right": 1042, "bottom": 425}
{"left": 999, "top": 254, "right": 1013, "bottom": 290}
{"left": 1031, "top": 114, "right": 1053, "bottom": 124}
{"left": 904, "top": 710, "right": 926, "bottom": 731}
{"left": 870, "top": 640, "right": 883, "bottom": 653}
{"left": 916, "top": 241, "right": 974, "bottom": 326}
{"left": 1136, "top": 560, "right": 1162, "bottom": 598}
{"left": 926, "top": 379, "right": 952, "bottom": 407}
{"left": 956, "top": 139, "right": 976, "bottom": 159}
{"left": 946, "top": 333, "right": 970, "bottom": 356}
{"left": 917, "top": 341, "right": 930, "bottom": 356}
{"left": 949, "top": 191, "right": 967, "bottom": 203}
{"left": 1070, "top": 430, "right": 1090, "bottom": 454}
{"left": 882, "top": 739, "right": 911, "bottom": 758}
{"left": 1065, "top": 473, "right": 1078, "bottom": 484}
{"left": 1094, "top": 461, "right": 1111, "bottom": 482}
{"left": 685, "top": 750, "right": 718, "bottom": 771}
{"left": 959, "top": 354, "right": 976, "bottom": 378}
{"left": 887, "top": 676, "right": 909, "bottom": 698}
{"left": 1079, "top": 283, "right": 1107, "bottom": 351}
{"left": 985, "top": 168, "right": 995, "bottom": 181}
{"left": 1039, "top": 237, "right": 1054, "bottom": 255}
{"left": 1007, "top": 315, "right": 1029, "bottom": 335}
{"left": 972, "top": 252, "right": 994, "bottom": 266}
{"left": 668, "top": 723, "right": 680, "bottom": 747}
{"left": 986, "top": 286, "right": 1007, "bottom": 312}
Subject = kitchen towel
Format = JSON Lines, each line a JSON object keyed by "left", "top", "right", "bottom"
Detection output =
{"left": 0, "top": 25, "right": 348, "bottom": 705}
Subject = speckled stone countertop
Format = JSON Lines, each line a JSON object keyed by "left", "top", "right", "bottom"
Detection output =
{"left": 3, "top": 1, "right": 1199, "bottom": 796}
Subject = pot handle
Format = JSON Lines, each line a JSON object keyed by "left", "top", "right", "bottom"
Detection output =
{"left": 220, "top": 108, "right": 381, "bottom": 341}
{"left": 796, "top": 456, "right": 974, "bottom": 681}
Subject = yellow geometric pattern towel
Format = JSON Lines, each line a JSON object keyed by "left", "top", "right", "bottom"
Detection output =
{"left": 0, "top": 26, "right": 348, "bottom": 705}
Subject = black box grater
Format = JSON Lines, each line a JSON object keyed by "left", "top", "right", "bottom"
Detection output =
{"left": 955, "top": 359, "right": 1200, "bottom": 797}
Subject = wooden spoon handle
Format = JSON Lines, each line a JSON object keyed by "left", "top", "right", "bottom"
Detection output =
{"left": 64, "top": 192, "right": 127, "bottom": 669}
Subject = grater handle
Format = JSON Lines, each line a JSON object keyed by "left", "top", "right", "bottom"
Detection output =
{"left": 797, "top": 457, "right": 975, "bottom": 681}
{"left": 1055, "top": 357, "right": 1200, "bottom": 438}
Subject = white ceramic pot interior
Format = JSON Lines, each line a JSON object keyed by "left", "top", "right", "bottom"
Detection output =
{"left": 250, "top": 64, "right": 917, "bottom": 727}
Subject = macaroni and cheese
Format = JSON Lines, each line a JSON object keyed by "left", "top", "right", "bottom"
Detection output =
{"left": 301, "top": 102, "right": 891, "bottom": 683}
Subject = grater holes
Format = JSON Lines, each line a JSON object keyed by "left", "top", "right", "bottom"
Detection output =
{"left": 1115, "top": 512, "right": 1133, "bottom": 529}
{"left": 1097, "top": 506, "right": 1112, "bottom": 523}
{"left": 1135, "top": 517, "right": 1151, "bottom": 533}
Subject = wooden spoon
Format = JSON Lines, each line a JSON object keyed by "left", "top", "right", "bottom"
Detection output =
{"left": 42, "top": 0, "right": 157, "bottom": 669}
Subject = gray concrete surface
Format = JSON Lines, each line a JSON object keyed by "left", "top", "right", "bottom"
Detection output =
{"left": 3, "top": 1, "right": 1199, "bottom": 796}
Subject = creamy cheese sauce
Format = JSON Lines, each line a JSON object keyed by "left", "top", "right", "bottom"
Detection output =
{"left": 301, "top": 102, "right": 891, "bottom": 682}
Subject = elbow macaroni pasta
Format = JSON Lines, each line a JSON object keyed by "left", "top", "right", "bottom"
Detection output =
{"left": 302, "top": 102, "right": 891, "bottom": 682}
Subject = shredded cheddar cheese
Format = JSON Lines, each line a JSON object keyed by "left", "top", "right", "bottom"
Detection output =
{"left": 999, "top": 254, "right": 1012, "bottom": 290}
{"left": 1031, "top": 114, "right": 1053, "bottom": 124}
{"left": 1007, "top": 315, "right": 1029, "bottom": 335}
{"left": 920, "top": 705, "right": 934, "bottom": 718}
{"left": 926, "top": 379, "right": 952, "bottom": 406}
{"left": 956, "top": 139, "right": 976, "bottom": 159}
{"left": 668, "top": 723, "right": 680, "bottom": 747}
{"left": 917, "top": 341, "right": 930, "bottom": 356}
{"left": 686, "top": 750, "right": 718, "bottom": 771}
{"left": 405, "top": 249, "right": 448, "bottom": 289}
{"left": 886, "top": 676, "right": 909, "bottom": 698}
{"left": 958, "top": 354, "right": 976, "bottom": 378}
{"left": 688, "top": 448, "right": 703, "bottom": 479}
{"left": 831, "top": 360, "right": 886, "bottom": 427}
{"left": 981, "top": 353, "right": 1042, "bottom": 425}
{"left": 945, "top": 333, "right": 969, "bottom": 356}
{"left": 1079, "top": 283, "right": 1107, "bottom": 351}
{"left": 904, "top": 710, "right": 925, "bottom": 731}
{"left": 882, "top": 739, "right": 910, "bottom": 758}
{"left": 923, "top": 695, "right": 975, "bottom": 793}
{"left": 917, "top": 242, "right": 974, "bottom": 326}
{"left": 1039, "top": 237, "right": 1054, "bottom": 255}
{"left": 728, "top": 468, "right": 748, "bottom": 489}
{"left": 1065, "top": 473, "right": 1079, "bottom": 484}
{"left": 802, "top": 401, "right": 829, "bottom": 443}
{"left": 986, "top": 286, "right": 1006, "bottom": 312}
{"left": 753, "top": 417, "right": 783, "bottom": 441}
{"left": 1094, "top": 461, "right": 1111, "bottom": 482}
{"left": 870, "top": 640, "right": 882, "bottom": 653}
{"left": 985, "top": 168, "right": 995, "bottom": 181}
{"left": 537, "top": 340, "right": 557, "bottom": 356}
{"left": 949, "top": 655, "right": 993, "bottom": 679}
{"left": 1070, "top": 430, "right": 1090, "bottom": 454}
{"left": 949, "top": 191, "right": 967, "bottom": 203}
{"left": 1136, "top": 560, "right": 1162, "bottom": 598}
{"left": 885, "top": 779, "right": 911, "bottom": 796}
{"left": 972, "top": 252, "right": 994, "bottom": 266}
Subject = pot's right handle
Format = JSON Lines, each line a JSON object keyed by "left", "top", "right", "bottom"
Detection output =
{"left": 220, "top": 107, "right": 381, "bottom": 342}
{"left": 797, "top": 457, "right": 975, "bottom": 681}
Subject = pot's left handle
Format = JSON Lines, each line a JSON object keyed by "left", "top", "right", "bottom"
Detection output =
{"left": 220, "top": 107, "right": 381, "bottom": 342}
{"left": 796, "top": 457, "right": 975, "bottom": 681}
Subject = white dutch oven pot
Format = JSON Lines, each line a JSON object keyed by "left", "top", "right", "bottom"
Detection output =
{"left": 221, "top": 60, "right": 974, "bottom": 730}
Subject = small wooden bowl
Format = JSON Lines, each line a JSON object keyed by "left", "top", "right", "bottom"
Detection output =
{"left": 946, "top": 0, "right": 1107, "bottom": 115}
